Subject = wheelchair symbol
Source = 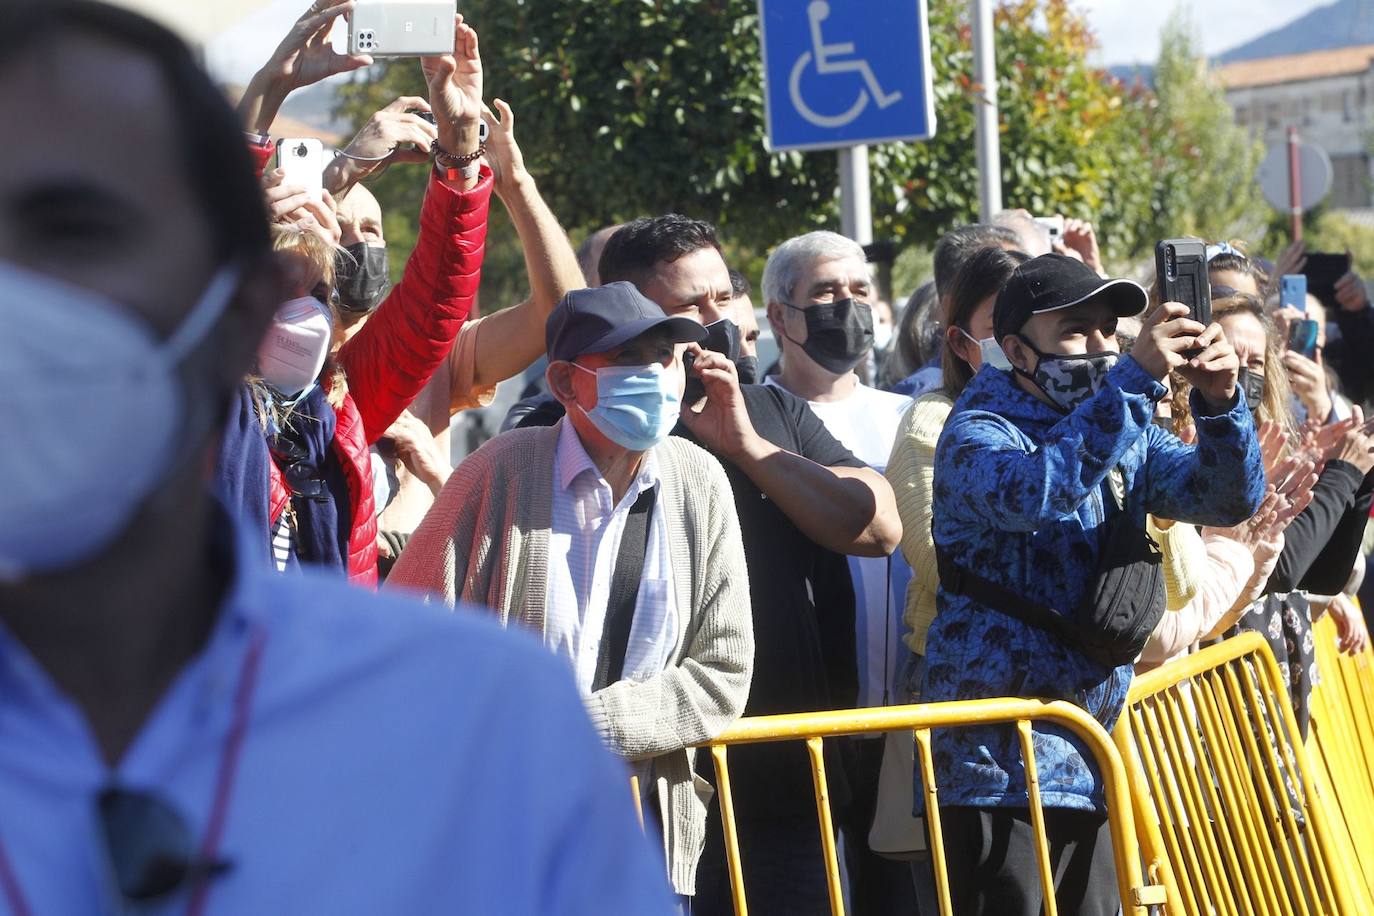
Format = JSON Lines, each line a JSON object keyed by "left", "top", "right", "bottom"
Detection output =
{"left": 789, "top": 1, "right": 903, "bottom": 129}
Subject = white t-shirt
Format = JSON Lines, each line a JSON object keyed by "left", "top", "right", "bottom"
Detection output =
{"left": 765, "top": 378, "right": 914, "bottom": 708}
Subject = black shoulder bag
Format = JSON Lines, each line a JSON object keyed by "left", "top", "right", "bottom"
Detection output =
{"left": 934, "top": 471, "right": 1165, "bottom": 669}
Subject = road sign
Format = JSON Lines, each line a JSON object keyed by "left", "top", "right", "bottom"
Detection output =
{"left": 1258, "top": 139, "right": 1333, "bottom": 214}
{"left": 759, "top": 0, "right": 936, "bottom": 152}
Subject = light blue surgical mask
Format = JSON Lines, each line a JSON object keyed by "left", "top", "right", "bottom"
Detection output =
{"left": 573, "top": 361, "right": 682, "bottom": 451}
{"left": 958, "top": 327, "right": 1012, "bottom": 371}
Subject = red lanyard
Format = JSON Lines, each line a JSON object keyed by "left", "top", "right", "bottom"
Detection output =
{"left": 0, "top": 624, "right": 267, "bottom": 916}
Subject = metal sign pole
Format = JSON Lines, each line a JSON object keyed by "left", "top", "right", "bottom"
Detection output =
{"left": 972, "top": 0, "right": 1002, "bottom": 222}
{"left": 839, "top": 145, "right": 874, "bottom": 245}
{"left": 1287, "top": 126, "right": 1303, "bottom": 242}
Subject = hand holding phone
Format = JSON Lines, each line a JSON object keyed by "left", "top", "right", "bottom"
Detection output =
{"left": 1301, "top": 251, "right": 1353, "bottom": 306}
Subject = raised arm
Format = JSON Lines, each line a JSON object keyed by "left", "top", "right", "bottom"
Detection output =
{"left": 336, "top": 16, "right": 492, "bottom": 443}
{"left": 458, "top": 99, "right": 584, "bottom": 399}
{"left": 237, "top": 1, "right": 372, "bottom": 139}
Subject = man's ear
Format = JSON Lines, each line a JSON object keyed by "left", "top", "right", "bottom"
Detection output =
{"left": 547, "top": 360, "right": 579, "bottom": 407}
{"left": 999, "top": 334, "right": 1034, "bottom": 374}
{"left": 765, "top": 301, "right": 789, "bottom": 340}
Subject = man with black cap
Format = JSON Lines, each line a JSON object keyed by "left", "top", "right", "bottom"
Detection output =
{"left": 389, "top": 282, "right": 754, "bottom": 905}
{"left": 923, "top": 254, "right": 1264, "bottom": 913}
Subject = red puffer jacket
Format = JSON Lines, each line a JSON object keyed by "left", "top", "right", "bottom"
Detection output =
{"left": 258, "top": 157, "right": 493, "bottom": 586}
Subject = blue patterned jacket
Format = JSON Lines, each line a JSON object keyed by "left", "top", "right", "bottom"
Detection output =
{"left": 922, "top": 356, "right": 1264, "bottom": 812}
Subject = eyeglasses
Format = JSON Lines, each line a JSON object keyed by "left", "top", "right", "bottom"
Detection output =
{"left": 96, "top": 787, "right": 230, "bottom": 904}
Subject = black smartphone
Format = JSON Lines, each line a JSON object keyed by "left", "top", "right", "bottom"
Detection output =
{"left": 1155, "top": 238, "right": 1212, "bottom": 327}
{"left": 1301, "top": 252, "right": 1352, "bottom": 306}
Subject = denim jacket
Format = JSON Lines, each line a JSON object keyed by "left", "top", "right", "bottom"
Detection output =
{"left": 921, "top": 356, "right": 1264, "bottom": 812}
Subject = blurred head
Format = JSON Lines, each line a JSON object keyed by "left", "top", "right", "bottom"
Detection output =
{"left": 332, "top": 184, "right": 389, "bottom": 320}
{"left": 1206, "top": 241, "right": 1265, "bottom": 298}
{"left": 336, "top": 184, "right": 384, "bottom": 248}
{"left": 933, "top": 223, "right": 1022, "bottom": 300}
{"left": 763, "top": 230, "right": 874, "bottom": 378}
{"left": 599, "top": 215, "right": 731, "bottom": 324}
{"left": 0, "top": 0, "right": 277, "bottom": 581}
{"left": 576, "top": 223, "right": 624, "bottom": 288}
{"left": 992, "top": 210, "right": 1052, "bottom": 257}
{"left": 728, "top": 269, "right": 760, "bottom": 358}
{"left": 942, "top": 247, "right": 1029, "bottom": 396}
{"left": 881, "top": 281, "right": 937, "bottom": 388}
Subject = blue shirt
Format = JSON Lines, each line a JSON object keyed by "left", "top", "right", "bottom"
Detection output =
{"left": 0, "top": 532, "right": 673, "bottom": 914}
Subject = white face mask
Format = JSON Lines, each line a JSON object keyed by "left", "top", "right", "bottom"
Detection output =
{"left": 958, "top": 327, "right": 1012, "bottom": 371}
{"left": 256, "top": 296, "right": 333, "bottom": 399}
{"left": 873, "top": 322, "right": 894, "bottom": 351}
{"left": 0, "top": 261, "right": 238, "bottom": 582}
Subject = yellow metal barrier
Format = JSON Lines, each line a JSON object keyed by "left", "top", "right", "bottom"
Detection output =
{"left": 1308, "top": 610, "right": 1374, "bottom": 904}
{"left": 1116, "top": 631, "right": 1365, "bottom": 916}
{"left": 689, "top": 699, "right": 1168, "bottom": 916}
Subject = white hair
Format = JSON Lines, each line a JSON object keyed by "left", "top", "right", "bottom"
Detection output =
{"left": 762, "top": 231, "right": 869, "bottom": 307}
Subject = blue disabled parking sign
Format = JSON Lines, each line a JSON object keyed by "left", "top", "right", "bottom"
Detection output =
{"left": 759, "top": 0, "right": 936, "bottom": 152}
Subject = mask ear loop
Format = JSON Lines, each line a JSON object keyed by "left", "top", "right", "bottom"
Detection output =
{"left": 164, "top": 267, "right": 241, "bottom": 363}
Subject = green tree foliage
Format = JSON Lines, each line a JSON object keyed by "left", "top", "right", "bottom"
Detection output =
{"left": 335, "top": 0, "right": 1270, "bottom": 303}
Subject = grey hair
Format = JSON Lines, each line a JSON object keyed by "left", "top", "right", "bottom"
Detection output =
{"left": 762, "top": 231, "right": 869, "bottom": 307}
{"left": 992, "top": 210, "right": 1051, "bottom": 257}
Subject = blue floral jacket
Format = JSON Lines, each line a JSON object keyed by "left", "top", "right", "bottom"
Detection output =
{"left": 922, "top": 356, "right": 1264, "bottom": 812}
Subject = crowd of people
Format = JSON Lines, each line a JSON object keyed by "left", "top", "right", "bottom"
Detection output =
{"left": 5, "top": 1, "right": 1374, "bottom": 914}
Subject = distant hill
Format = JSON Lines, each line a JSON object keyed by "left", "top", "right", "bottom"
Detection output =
{"left": 1218, "top": 0, "right": 1374, "bottom": 63}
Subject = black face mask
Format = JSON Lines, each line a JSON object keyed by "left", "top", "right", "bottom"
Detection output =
{"left": 684, "top": 318, "right": 742, "bottom": 404}
{"left": 734, "top": 355, "right": 759, "bottom": 386}
{"left": 781, "top": 298, "right": 873, "bottom": 375}
{"left": 1237, "top": 367, "right": 1265, "bottom": 413}
{"left": 335, "top": 243, "right": 390, "bottom": 314}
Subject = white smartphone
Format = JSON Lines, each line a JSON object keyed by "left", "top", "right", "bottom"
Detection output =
{"left": 1034, "top": 215, "right": 1064, "bottom": 244}
{"left": 276, "top": 138, "right": 325, "bottom": 204}
{"left": 349, "top": 0, "right": 457, "bottom": 57}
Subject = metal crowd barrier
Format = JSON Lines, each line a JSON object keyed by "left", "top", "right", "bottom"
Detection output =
{"left": 1115, "top": 631, "right": 1366, "bottom": 916}
{"left": 679, "top": 699, "right": 1167, "bottom": 916}
{"left": 1307, "top": 610, "right": 1374, "bottom": 907}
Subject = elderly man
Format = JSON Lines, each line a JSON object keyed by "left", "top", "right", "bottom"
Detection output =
{"left": 0, "top": 2, "right": 671, "bottom": 913}
{"left": 598, "top": 214, "right": 901, "bottom": 916}
{"left": 761, "top": 231, "right": 916, "bottom": 913}
{"left": 389, "top": 283, "right": 754, "bottom": 906}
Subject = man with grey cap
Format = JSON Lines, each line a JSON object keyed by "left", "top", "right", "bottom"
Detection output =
{"left": 923, "top": 254, "right": 1264, "bottom": 913}
{"left": 389, "top": 282, "right": 753, "bottom": 903}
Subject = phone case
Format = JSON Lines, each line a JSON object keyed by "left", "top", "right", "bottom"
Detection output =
{"left": 1288, "top": 320, "right": 1319, "bottom": 359}
{"left": 276, "top": 138, "right": 325, "bottom": 202}
{"left": 1302, "top": 253, "right": 1352, "bottom": 304}
{"left": 349, "top": 0, "right": 457, "bottom": 57}
{"left": 1154, "top": 238, "right": 1211, "bottom": 327}
{"left": 1280, "top": 275, "right": 1307, "bottom": 313}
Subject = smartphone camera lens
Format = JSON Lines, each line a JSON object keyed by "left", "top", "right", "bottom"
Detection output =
{"left": 1164, "top": 246, "right": 1176, "bottom": 280}
{"left": 295, "top": 143, "right": 309, "bottom": 158}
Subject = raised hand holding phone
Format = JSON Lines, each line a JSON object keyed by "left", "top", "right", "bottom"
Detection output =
{"left": 422, "top": 14, "right": 484, "bottom": 187}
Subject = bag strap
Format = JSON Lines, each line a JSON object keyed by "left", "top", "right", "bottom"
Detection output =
{"left": 933, "top": 538, "right": 1076, "bottom": 646}
{"left": 592, "top": 485, "right": 658, "bottom": 692}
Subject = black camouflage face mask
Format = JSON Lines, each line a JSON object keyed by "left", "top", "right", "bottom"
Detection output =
{"left": 1014, "top": 334, "right": 1119, "bottom": 413}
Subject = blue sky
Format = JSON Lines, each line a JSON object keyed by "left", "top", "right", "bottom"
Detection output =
{"left": 206, "top": 0, "right": 1328, "bottom": 85}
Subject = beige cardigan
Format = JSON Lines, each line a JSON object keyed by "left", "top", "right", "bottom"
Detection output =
{"left": 887, "top": 392, "right": 953, "bottom": 655}
{"left": 387, "top": 421, "right": 753, "bottom": 895}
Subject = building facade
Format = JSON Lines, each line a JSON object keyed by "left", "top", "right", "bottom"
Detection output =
{"left": 1219, "top": 45, "right": 1374, "bottom": 208}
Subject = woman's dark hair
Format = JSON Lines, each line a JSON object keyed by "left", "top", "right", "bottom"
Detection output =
{"left": 1, "top": 0, "right": 271, "bottom": 265}
{"left": 942, "top": 247, "right": 1029, "bottom": 395}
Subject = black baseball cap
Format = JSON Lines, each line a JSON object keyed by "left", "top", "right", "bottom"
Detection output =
{"left": 993, "top": 253, "right": 1147, "bottom": 342}
{"left": 546, "top": 281, "right": 706, "bottom": 362}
